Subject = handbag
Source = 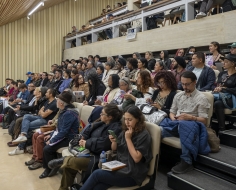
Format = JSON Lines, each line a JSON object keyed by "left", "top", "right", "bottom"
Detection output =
{"left": 40, "top": 125, "right": 56, "bottom": 133}
{"left": 137, "top": 104, "right": 167, "bottom": 125}
{"left": 213, "top": 92, "right": 236, "bottom": 110}
{"left": 206, "top": 127, "right": 220, "bottom": 153}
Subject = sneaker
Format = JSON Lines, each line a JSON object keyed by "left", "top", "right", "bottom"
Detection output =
{"left": 12, "top": 135, "right": 27, "bottom": 144}
{"left": 25, "top": 158, "right": 35, "bottom": 166}
{"left": 195, "top": 12, "right": 206, "bottom": 19}
{"left": 171, "top": 159, "right": 194, "bottom": 174}
{"left": 8, "top": 147, "right": 24, "bottom": 156}
{"left": 28, "top": 162, "right": 43, "bottom": 170}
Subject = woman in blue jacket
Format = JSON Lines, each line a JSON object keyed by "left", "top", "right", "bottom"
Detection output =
{"left": 39, "top": 91, "right": 79, "bottom": 179}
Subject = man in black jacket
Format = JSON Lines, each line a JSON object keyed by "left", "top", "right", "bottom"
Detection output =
{"left": 178, "top": 52, "right": 216, "bottom": 91}
{"left": 52, "top": 69, "right": 64, "bottom": 92}
{"left": 45, "top": 72, "right": 55, "bottom": 88}
{"left": 39, "top": 72, "right": 49, "bottom": 87}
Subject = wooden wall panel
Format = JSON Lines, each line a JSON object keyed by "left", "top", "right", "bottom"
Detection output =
{"left": 0, "top": 0, "right": 122, "bottom": 86}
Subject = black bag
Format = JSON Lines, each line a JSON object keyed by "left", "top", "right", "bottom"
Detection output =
{"left": 0, "top": 101, "right": 4, "bottom": 114}
{"left": 146, "top": 16, "right": 157, "bottom": 30}
{"left": 2, "top": 114, "right": 9, "bottom": 129}
{"left": 0, "top": 88, "right": 6, "bottom": 96}
{"left": 222, "top": 0, "right": 236, "bottom": 12}
{"left": 8, "top": 120, "right": 16, "bottom": 137}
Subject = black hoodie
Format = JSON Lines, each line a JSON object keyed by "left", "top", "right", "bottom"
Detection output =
{"left": 162, "top": 50, "right": 172, "bottom": 69}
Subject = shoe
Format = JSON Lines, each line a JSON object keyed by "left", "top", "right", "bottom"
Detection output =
{"left": 195, "top": 12, "right": 206, "bottom": 19}
{"left": 28, "top": 162, "right": 43, "bottom": 170}
{"left": 12, "top": 135, "right": 27, "bottom": 144}
{"left": 48, "top": 157, "right": 65, "bottom": 169}
{"left": 7, "top": 141, "right": 17, "bottom": 147}
{"left": 39, "top": 168, "right": 51, "bottom": 179}
{"left": 171, "top": 159, "right": 194, "bottom": 174}
{"left": 25, "top": 158, "right": 35, "bottom": 166}
{"left": 8, "top": 147, "right": 24, "bottom": 156}
{"left": 48, "top": 166, "right": 60, "bottom": 177}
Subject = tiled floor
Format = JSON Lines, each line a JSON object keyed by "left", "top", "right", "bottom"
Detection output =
{"left": 0, "top": 128, "right": 61, "bottom": 190}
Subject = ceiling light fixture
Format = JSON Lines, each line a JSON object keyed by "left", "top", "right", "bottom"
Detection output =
{"left": 28, "top": 1, "right": 44, "bottom": 18}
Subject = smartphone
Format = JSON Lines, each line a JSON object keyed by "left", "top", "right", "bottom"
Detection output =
{"left": 108, "top": 130, "right": 119, "bottom": 143}
{"left": 73, "top": 146, "right": 86, "bottom": 152}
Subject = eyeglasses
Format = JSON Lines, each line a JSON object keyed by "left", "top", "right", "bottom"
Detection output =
{"left": 100, "top": 113, "right": 107, "bottom": 116}
{"left": 181, "top": 81, "right": 193, "bottom": 87}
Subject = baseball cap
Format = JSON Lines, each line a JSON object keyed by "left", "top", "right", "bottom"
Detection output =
{"left": 26, "top": 72, "right": 31, "bottom": 75}
{"left": 228, "top": 42, "right": 236, "bottom": 48}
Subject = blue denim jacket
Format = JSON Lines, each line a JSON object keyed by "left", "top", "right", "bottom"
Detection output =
{"left": 50, "top": 106, "right": 79, "bottom": 144}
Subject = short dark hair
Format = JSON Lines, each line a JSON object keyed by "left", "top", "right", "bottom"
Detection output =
{"left": 95, "top": 55, "right": 100, "bottom": 59}
{"left": 71, "top": 69, "right": 78, "bottom": 75}
{"left": 48, "top": 88, "right": 57, "bottom": 97}
{"left": 193, "top": 52, "right": 205, "bottom": 63}
{"left": 103, "top": 104, "right": 123, "bottom": 123}
{"left": 64, "top": 69, "right": 71, "bottom": 78}
{"left": 127, "top": 58, "right": 138, "bottom": 69}
{"left": 55, "top": 69, "right": 63, "bottom": 76}
{"left": 83, "top": 58, "right": 88, "bottom": 62}
{"left": 18, "top": 84, "right": 27, "bottom": 89}
{"left": 97, "top": 65, "right": 104, "bottom": 73}
{"left": 181, "top": 71, "right": 197, "bottom": 82}
{"left": 11, "top": 81, "right": 18, "bottom": 86}
{"left": 5, "top": 78, "right": 11, "bottom": 81}
{"left": 139, "top": 57, "right": 148, "bottom": 68}
{"left": 88, "top": 55, "right": 93, "bottom": 59}
{"left": 43, "top": 72, "right": 48, "bottom": 76}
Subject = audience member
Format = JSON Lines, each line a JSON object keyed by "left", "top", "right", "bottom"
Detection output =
{"left": 25, "top": 72, "right": 32, "bottom": 86}
{"left": 39, "top": 91, "right": 79, "bottom": 178}
{"left": 7, "top": 81, "right": 19, "bottom": 102}
{"left": 145, "top": 51, "right": 156, "bottom": 71}
{"left": 160, "top": 50, "right": 172, "bottom": 70}
{"left": 45, "top": 72, "right": 55, "bottom": 88}
{"left": 39, "top": 72, "right": 49, "bottom": 87}
{"left": 50, "top": 104, "right": 122, "bottom": 190}
{"left": 103, "top": 14, "right": 114, "bottom": 39}
{"left": 207, "top": 41, "right": 224, "bottom": 70}
{"left": 84, "top": 73, "right": 106, "bottom": 106}
{"left": 133, "top": 52, "right": 141, "bottom": 59}
{"left": 94, "top": 55, "right": 102, "bottom": 67}
{"left": 59, "top": 70, "right": 72, "bottom": 93}
{"left": 161, "top": 71, "right": 210, "bottom": 174}
{"left": 185, "top": 52, "right": 216, "bottom": 91}
{"left": 75, "top": 106, "right": 152, "bottom": 190}
{"left": 134, "top": 58, "right": 151, "bottom": 82}
{"left": 117, "top": 58, "right": 127, "bottom": 79}
{"left": 175, "top": 48, "right": 185, "bottom": 57}
{"left": 69, "top": 70, "right": 78, "bottom": 89}
{"left": 171, "top": 56, "right": 186, "bottom": 84}
{"left": 96, "top": 65, "right": 104, "bottom": 80}
{"left": 228, "top": 42, "right": 236, "bottom": 54}
{"left": 84, "top": 61, "right": 96, "bottom": 82}
{"left": 102, "top": 60, "right": 118, "bottom": 87}
{"left": 213, "top": 53, "right": 236, "bottom": 131}
{"left": 71, "top": 74, "right": 89, "bottom": 99}
{"left": 126, "top": 58, "right": 138, "bottom": 84}
{"left": 107, "top": 5, "right": 112, "bottom": 12}
{"left": 33, "top": 73, "right": 42, "bottom": 87}
{"left": 95, "top": 74, "right": 120, "bottom": 105}
{"left": 71, "top": 26, "right": 78, "bottom": 47}
{"left": 101, "top": 8, "right": 107, "bottom": 16}
{"left": 88, "top": 55, "right": 94, "bottom": 62}
{"left": 151, "top": 60, "right": 166, "bottom": 81}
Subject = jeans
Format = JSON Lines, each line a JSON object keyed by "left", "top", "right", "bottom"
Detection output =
{"left": 21, "top": 114, "right": 47, "bottom": 135}
{"left": 161, "top": 126, "right": 192, "bottom": 164}
{"left": 105, "top": 29, "right": 113, "bottom": 39}
{"left": 80, "top": 169, "right": 137, "bottom": 190}
{"left": 199, "top": 0, "right": 214, "bottom": 13}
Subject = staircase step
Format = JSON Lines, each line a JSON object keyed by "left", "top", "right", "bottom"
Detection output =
{"left": 168, "top": 169, "right": 236, "bottom": 190}
{"left": 219, "top": 129, "right": 236, "bottom": 148}
{"left": 196, "top": 145, "right": 236, "bottom": 177}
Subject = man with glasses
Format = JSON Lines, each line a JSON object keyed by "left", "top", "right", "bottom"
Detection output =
{"left": 40, "top": 72, "right": 49, "bottom": 87}
{"left": 160, "top": 71, "right": 210, "bottom": 174}
{"left": 184, "top": 52, "right": 215, "bottom": 91}
{"left": 228, "top": 42, "right": 236, "bottom": 55}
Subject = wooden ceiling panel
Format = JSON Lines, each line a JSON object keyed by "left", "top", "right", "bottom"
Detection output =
{"left": 0, "top": 0, "right": 68, "bottom": 26}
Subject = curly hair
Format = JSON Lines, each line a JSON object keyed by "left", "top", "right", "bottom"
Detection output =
{"left": 154, "top": 70, "right": 177, "bottom": 91}
{"left": 74, "top": 73, "right": 85, "bottom": 88}
{"left": 137, "top": 70, "right": 154, "bottom": 94}
{"left": 122, "top": 106, "right": 146, "bottom": 134}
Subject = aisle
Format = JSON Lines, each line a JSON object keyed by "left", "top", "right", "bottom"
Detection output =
{"left": 0, "top": 128, "right": 61, "bottom": 190}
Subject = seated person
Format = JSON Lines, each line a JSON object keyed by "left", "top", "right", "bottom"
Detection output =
{"left": 69, "top": 70, "right": 78, "bottom": 89}
{"left": 71, "top": 74, "right": 89, "bottom": 99}
{"left": 213, "top": 53, "right": 236, "bottom": 131}
{"left": 59, "top": 70, "right": 72, "bottom": 93}
{"left": 102, "top": 61, "right": 118, "bottom": 87}
{"left": 160, "top": 50, "right": 172, "bottom": 70}
{"left": 171, "top": 56, "right": 186, "bottom": 84}
{"left": 96, "top": 65, "right": 104, "bottom": 80}
{"left": 151, "top": 60, "right": 166, "bottom": 81}
{"left": 183, "top": 52, "right": 215, "bottom": 91}
{"left": 39, "top": 91, "right": 79, "bottom": 178}
{"left": 32, "top": 73, "right": 42, "bottom": 87}
{"left": 48, "top": 104, "right": 123, "bottom": 190}
{"left": 9, "top": 88, "right": 58, "bottom": 155}
{"left": 147, "top": 70, "right": 177, "bottom": 116}
{"left": 5, "top": 81, "right": 19, "bottom": 102}
{"left": 103, "top": 14, "right": 114, "bottom": 39}
{"left": 160, "top": 71, "right": 211, "bottom": 174}
{"left": 53, "top": 70, "right": 64, "bottom": 92}
{"left": 126, "top": 58, "right": 138, "bottom": 84}
{"left": 45, "top": 72, "right": 55, "bottom": 88}
{"left": 131, "top": 70, "right": 154, "bottom": 100}
{"left": 145, "top": 51, "right": 156, "bottom": 71}
{"left": 95, "top": 74, "right": 120, "bottom": 105}
{"left": 84, "top": 61, "right": 96, "bottom": 82}
{"left": 74, "top": 106, "right": 152, "bottom": 190}
{"left": 40, "top": 72, "right": 49, "bottom": 87}
{"left": 84, "top": 73, "right": 106, "bottom": 106}
{"left": 196, "top": 0, "right": 213, "bottom": 19}
{"left": 117, "top": 58, "right": 127, "bottom": 79}
{"left": 134, "top": 58, "right": 151, "bottom": 83}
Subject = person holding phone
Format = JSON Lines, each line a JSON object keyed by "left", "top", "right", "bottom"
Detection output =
{"left": 76, "top": 106, "right": 152, "bottom": 190}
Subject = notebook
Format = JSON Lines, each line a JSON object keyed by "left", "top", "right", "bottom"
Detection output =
{"left": 102, "top": 160, "right": 126, "bottom": 171}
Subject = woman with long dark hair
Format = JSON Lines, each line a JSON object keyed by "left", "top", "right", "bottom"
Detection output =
{"left": 72, "top": 74, "right": 89, "bottom": 99}
{"left": 74, "top": 106, "right": 152, "bottom": 190}
{"left": 160, "top": 50, "right": 172, "bottom": 70}
{"left": 83, "top": 73, "right": 106, "bottom": 106}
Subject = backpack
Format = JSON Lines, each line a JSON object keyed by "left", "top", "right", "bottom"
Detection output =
{"left": 2, "top": 114, "right": 9, "bottom": 129}
{"left": 146, "top": 16, "right": 157, "bottom": 30}
{"left": 207, "top": 127, "right": 221, "bottom": 153}
{"left": 222, "top": 0, "right": 236, "bottom": 12}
